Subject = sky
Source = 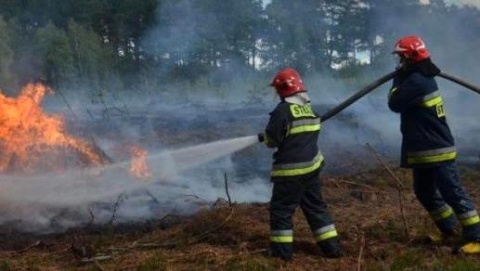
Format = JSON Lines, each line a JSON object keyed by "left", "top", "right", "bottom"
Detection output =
{"left": 263, "top": 0, "right": 480, "bottom": 9}
{"left": 443, "top": 0, "right": 480, "bottom": 8}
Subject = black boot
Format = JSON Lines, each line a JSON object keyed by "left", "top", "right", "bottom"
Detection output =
{"left": 263, "top": 243, "right": 293, "bottom": 261}
{"left": 318, "top": 238, "right": 343, "bottom": 258}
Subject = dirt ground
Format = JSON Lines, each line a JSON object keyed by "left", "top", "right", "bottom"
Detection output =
{"left": 1, "top": 165, "right": 480, "bottom": 271}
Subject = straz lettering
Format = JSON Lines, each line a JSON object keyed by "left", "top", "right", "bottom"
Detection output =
{"left": 436, "top": 103, "right": 445, "bottom": 118}
{"left": 290, "top": 104, "right": 316, "bottom": 118}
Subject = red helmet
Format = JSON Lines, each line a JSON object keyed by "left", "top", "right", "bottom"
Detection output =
{"left": 393, "top": 35, "right": 430, "bottom": 62}
{"left": 270, "top": 68, "right": 306, "bottom": 98}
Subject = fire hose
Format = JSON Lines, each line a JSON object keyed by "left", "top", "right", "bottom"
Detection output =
{"left": 320, "top": 70, "right": 480, "bottom": 122}
{"left": 320, "top": 71, "right": 396, "bottom": 122}
{"left": 438, "top": 71, "right": 480, "bottom": 95}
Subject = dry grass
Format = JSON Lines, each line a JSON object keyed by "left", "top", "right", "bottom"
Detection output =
{"left": 1, "top": 165, "right": 480, "bottom": 270}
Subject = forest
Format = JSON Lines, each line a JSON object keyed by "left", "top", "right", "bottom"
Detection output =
{"left": 1, "top": 1, "right": 480, "bottom": 269}
{"left": 0, "top": 0, "right": 479, "bottom": 100}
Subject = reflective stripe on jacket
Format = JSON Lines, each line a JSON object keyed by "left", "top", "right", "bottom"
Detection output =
{"left": 271, "top": 152, "right": 324, "bottom": 177}
{"left": 388, "top": 67, "right": 456, "bottom": 168}
{"left": 264, "top": 102, "right": 323, "bottom": 178}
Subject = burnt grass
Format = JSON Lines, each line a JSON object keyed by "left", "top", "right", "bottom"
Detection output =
{"left": 1, "top": 165, "right": 480, "bottom": 270}
{"left": 4, "top": 91, "right": 480, "bottom": 269}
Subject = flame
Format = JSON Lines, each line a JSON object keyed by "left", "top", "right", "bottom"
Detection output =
{"left": 0, "top": 83, "right": 109, "bottom": 173}
{"left": 128, "top": 145, "right": 151, "bottom": 179}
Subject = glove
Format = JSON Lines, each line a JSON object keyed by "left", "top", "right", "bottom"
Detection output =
{"left": 257, "top": 133, "right": 265, "bottom": 143}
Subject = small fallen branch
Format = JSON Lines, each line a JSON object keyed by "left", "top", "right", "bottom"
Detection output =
{"left": 80, "top": 255, "right": 112, "bottom": 263}
{"left": 182, "top": 192, "right": 210, "bottom": 201}
{"left": 357, "top": 233, "right": 365, "bottom": 271}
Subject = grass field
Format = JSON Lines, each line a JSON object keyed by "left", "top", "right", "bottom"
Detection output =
{"left": 1, "top": 165, "right": 480, "bottom": 270}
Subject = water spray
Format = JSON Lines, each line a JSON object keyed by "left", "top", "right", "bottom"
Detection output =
{"left": 2, "top": 69, "right": 478, "bottom": 233}
{"left": 0, "top": 135, "right": 265, "bottom": 232}
{"left": 145, "top": 135, "right": 259, "bottom": 174}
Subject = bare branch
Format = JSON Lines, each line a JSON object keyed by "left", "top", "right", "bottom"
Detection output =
{"left": 224, "top": 172, "right": 232, "bottom": 206}
{"left": 108, "top": 193, "right": 125, "bottom": 226}
{"left": 365, "top": 143, "right": 409, "bottom": 238}
{"left": 87, "top": 208, "right": 95, "bottom": 226}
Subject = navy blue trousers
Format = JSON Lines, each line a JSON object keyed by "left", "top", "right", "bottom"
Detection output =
{"left": 269, "top": 170, "right": 339, "bottom": 258}
{"left": 413, "top": 163, "right": 480, "bottom": 241}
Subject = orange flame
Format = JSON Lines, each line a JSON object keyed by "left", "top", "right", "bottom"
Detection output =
{"left": 0, "top": 83, "right": 109, "bottom": 173}
{"left": 128, "top": 145, "right": 151, "bottom": 179}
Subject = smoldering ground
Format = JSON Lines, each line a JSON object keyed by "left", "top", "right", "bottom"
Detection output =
{"left": 0, "top": 118, "right": 269, "bottom": 233}
{"left": 1, "top": 0, "right": 480, "bottom": 234}
{"left": 1, "top": 69, "right": 479, "bottom": 234}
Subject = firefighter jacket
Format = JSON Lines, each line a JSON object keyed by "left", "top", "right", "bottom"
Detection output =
{"left": 388, "top": 59, "right": 456, "bottom": 168}
{"left": 263, "top": 100, "right": 323, "bottom": 179}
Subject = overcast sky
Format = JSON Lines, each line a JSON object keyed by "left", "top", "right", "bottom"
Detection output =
{"left": 263, "top": 0, "right": 480, "bottom": 9}
{"left": 444, "top": 0, "right": 480, "bottom": 7}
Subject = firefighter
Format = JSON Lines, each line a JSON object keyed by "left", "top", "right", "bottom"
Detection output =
{"left": 257, "top": 67, "right": 342, "bottom": 260}
{"left": 388, "top": 35, "right": 480, "bottom": 254}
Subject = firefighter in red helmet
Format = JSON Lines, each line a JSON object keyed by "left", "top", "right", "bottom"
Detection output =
{"left": 257, "top": 67, "right": 342, "bottom": 260}
{"left": 393, "top": 35, "right": 430, "bottom": 64}
{"left": 388, "top": 35, "right": 480, "bottom": 254}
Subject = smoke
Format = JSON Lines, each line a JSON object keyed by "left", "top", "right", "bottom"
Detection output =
{"left": 365, "top": 0, "right": 480, "bottom": 164}
{"left": 2, "top": 0, "right": 480, "bottom": 234}
{"left": 139, "top": 0, "right": 480, "bottom": 166}
{"left": 0, "top": 135, "right": 270, "bottom": 233}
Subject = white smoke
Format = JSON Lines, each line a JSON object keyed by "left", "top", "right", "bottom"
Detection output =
{"left": 4, "top": 0, "right": 480, "bottom": 234}
{"left": 0, "top": 135, "right": 270, "bottom": 233}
